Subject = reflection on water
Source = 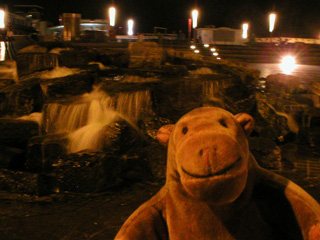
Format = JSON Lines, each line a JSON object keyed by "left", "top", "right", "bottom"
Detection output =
{"left": 0, "top": 41, "right": 5, "bottom": 61}
{"left": 248, "top": 63, "right": 320, "bottom": 80}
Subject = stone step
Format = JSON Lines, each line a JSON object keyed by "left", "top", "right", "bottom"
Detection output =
{"left": 0, "top": 60, "right": 18, "bottom": 81}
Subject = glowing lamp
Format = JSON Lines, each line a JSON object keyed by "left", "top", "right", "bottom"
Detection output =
{"left": 242, "top": 23, "right": 248, "bottom": 39}
{"left": 0, "top": 10, "right": 5, "bottom": 29}
{"left": 0, "top": 41, "right": 5, "bottom": 61}
{"left": 204, "top": 44, "right": 209, "bottom": 48}
{"left": 109, "top": 7, "right": 116, "bottom": 27}
{"left": 190, "top": 45, "right": 196, "bottom": 49}
{"left": 192, "top": 10, "right": 198, "bottom": 29}
{"left": 269, "top": 13, "right": 276, "bottom": 33}
{"left": 128, "top": 19, "right": 134, "bottom": 36}
{"left": 210, "top": 48, "right": 216, "bottom": 52}
{"left": 213, "top": 52, "right": 218, "bottom": 56}
{"left": 280, "top": 55, "right": 297, "bottom": 75}
{"left": 194, "top": 49, "right": 200, "bottom": 53}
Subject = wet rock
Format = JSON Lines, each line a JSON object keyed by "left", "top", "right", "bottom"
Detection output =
{"left": 249, "top": 136, "right": 282, "bottom": 169}
{"left": 0, "top": 78, "right": 44, "bottom": 117}
{"left": 99, "top": 78, "right": 156, "bottom": 95}
{"left": 142, "top": 143, "right": 167, "bottom": 182}
{"left": 281, "top": 157, "right": 296, "bottom": 170}
{"left": 0, "top": 145, "right": 25, "bottom": 169}
{"left": 0, "top": 169, "right": 58, "bottom": 196}
{"left": 0, "top": 60, "right": 18, "bottom": 82}
{"left": 0, "top": 79, "right": 15, "bottom": 89}
{"left": 98, "top": 50, "right": 130, "bottom": 68}
{"left": 16, "top": 53, "right": 59, "bottom": 77}
{"left": 54, "top": 151, "right": 126, "bottom": 193}
{"left": 40, "top": 73, "right": 94, "bottom": 100}
{"left": 0, "top": 118, "right": 39, "bottom": 149}
{"left": 161, "top": 65, "right": 188, "bottom": 76}
{"left": 152, "top": 78, "right": 203, "bottom": 121}
{"left": 18, "top": 44, "right": 48, "bottom": 53}
{"left": 26, "top": 134, "right": 68, "bottom": 172}
{"left": 138, "top": 113, "right": 173, "bottom": 140}
{"left": 129, "top": 42, "right": 163, "bottom": 69}
{"left": 58, "top": 48, "right": 98, "bottom": 68}
{"left": 99, "top": 121, "right": 146, "bottom": 154}
{"left": 165, "top": 49, "right": 202, "bottom": 67}
{"left": 266, "top": 74, "right": 307, "bottom": 94}
{"left": 217, "top": 84, "right": 256, "bottom": 114}
{"left": 256, "top": 100, "right": 292, "bottom": 139}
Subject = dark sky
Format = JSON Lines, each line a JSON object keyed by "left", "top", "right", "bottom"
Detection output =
{"left": 2, "top": 0, "right": 320, "bottom": 38}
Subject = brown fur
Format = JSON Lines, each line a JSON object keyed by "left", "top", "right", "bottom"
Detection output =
{"left": 115, "top": 107, "right": 320, "bottom": 240}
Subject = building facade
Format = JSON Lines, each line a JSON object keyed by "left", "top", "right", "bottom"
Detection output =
{"left": 196, "top": 27, "right": 246, "bottom": 46}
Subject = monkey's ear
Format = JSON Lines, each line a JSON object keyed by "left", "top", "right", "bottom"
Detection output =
{"left": 156, "top": 124, "right": 175, "bottom": 147}
{"left": 234, "top": 113, "right": 254, "bottom": 136}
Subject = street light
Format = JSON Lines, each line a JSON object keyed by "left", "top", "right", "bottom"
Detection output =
{"left": 0, "top": 41, "right": 5, "bottom": 61}
{"left": 192, "top": 9, "right": 198, "bottom": 29}
{"left": 269, "top": 13, "right": 276, "bottom": 33}
{"left": 192, "top": 9, "right": 198, "bottom": 41}
{"left": 128, "top": 19, "right": 134, "bottom": 36}
{"left": 109, "top": 7, "right": 116, "bottom": 27}
{"left": 242, "top": 23, "right": 249, "bottom": 39}
{"left": 0, "top": 10, "right": 5, "bottom": 29}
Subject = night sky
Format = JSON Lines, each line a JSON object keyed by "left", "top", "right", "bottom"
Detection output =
{"left": 2, "top": 0, "right": 320, "bottom": 38}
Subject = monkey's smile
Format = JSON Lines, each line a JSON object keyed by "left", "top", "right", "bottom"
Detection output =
{"left": 181, "top": 157, "right": 242, "bottom": 179}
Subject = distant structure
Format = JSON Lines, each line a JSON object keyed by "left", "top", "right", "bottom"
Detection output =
{"left": 13, "top": 5, "right": 43, "bottom": 22}
{"left": 12, "top": 5, "right": 52, "bottom": 36}
{"left": 196, "top": 27, "right": 247, "bottom": 46}
{"left": 1, "top": 5, "right": 34, "bottom": 35}
{"left": 61, "top": 13, "right": 81, "bottom": 41}
{"left": 0, "top": 5, "right": 52, "bottom": 37}
{"left": 46, "top": 16, "right": 110, "bottom": 42}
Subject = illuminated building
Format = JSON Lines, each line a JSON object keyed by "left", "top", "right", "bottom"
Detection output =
{"left": 46, "top": 18, "right": 110, "bottom": 42}
{"left": 196, "top": 27, "right": 248, "bottom": 46}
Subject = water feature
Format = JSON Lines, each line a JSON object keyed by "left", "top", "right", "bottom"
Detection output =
{"left": 4, "top": 43, "right": 319, "bottom": 199}
{"left": 41, "top": 82, "right": 152, "bottom": 153}
{"left": 17, "top": 52, "right": 60, "bottom": 78}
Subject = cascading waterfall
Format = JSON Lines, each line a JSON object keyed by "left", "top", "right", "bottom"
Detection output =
{"left": 43, "top": 85, "right": 152, "bottom": 153}
{"left": 202, "top": 80, "right": 227, "bottom": 108}
{"left": 116, "top": 91, "right": 152, "bottom": 120}
{"left": 18, "top": 53, "right": 60, "bottom": 77}
{"left": 263, "top": 101, "right": 299, "bottom": 133}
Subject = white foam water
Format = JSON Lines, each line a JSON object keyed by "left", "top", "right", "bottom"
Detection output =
{"left": 44, "top": 85, "right": 152, "bottom": 153}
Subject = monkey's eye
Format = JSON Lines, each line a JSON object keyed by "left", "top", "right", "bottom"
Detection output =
{"left": 182, "top": 127, "right": 188, "bottom": 134}
{"left": 219, "top": 119, "right": 228, "bottom": 128}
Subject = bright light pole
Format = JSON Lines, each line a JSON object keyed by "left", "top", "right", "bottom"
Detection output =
{"left": 128, "top": 19, "right": 134, "bottom": 36}
{"left": 269, "top": 13, "right": 276, "bottom": 35}
{"left": 0, "top": 10, "right": 5, "bottom": 29}
{"left": 192, "top": 9, "right": 198, "bottom": 41}
{"left": 109, "top": 7, "right": 116, "bottom": 27}
{"left": 242, "top": 23, "right": 249, "bottom": 39}
{"left": 192, "top": 9, "right": 198, "bottom": 29}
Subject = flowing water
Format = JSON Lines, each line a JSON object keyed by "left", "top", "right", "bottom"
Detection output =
{"left": 42, "top": 83, "right": 152, "bottom": 153}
